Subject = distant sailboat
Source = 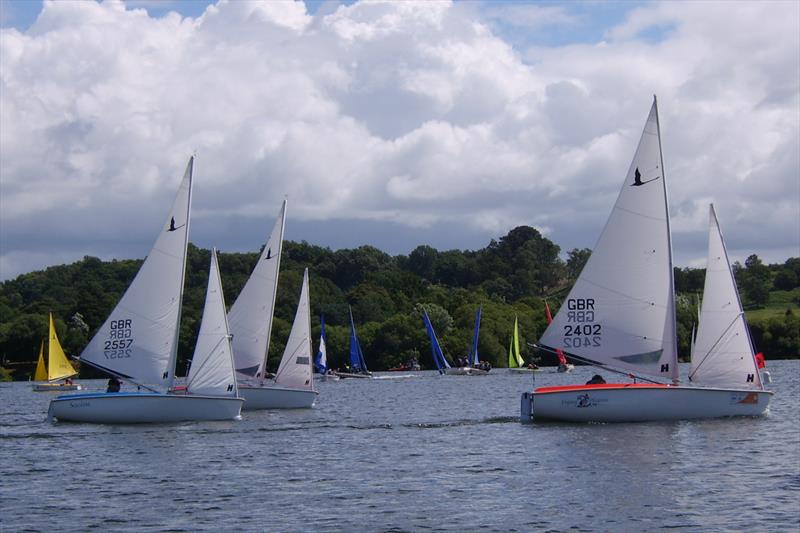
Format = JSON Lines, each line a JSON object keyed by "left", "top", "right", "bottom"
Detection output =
{"left": 314, "top": 315, "right": 338, "bottom": 381}
{"left": 49, "top": 158, "right": 244, "bottom": 423}
{"left": 238, "top": 268, "right": 318, "bottom": 409}
{"left": 508, "top": 315, "right": 538, "bottom": 373}
{"left": 334, "top": 307, "right": 372, "bottom": 378}
{"left": 32, "top": 313, "right": 82, "bottom": 391}
{"left": 545, "top": 301, "right": 573, "bottom": 373}
{"left": 521, "top": 98, "right": 772, "bottom": 423}
{"left": 421, "top": 306, "right": 488, "bottom": 376}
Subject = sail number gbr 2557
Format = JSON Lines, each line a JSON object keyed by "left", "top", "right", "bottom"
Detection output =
{"left": 104, "top": 319, "right": 134, "bottom": 358}
{"left": 562, "top": 299, "right": 601, "bottom": 348}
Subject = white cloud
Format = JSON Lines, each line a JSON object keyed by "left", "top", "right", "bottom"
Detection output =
{"left": 0, "top": 0, "right": 798, "bottom": 280}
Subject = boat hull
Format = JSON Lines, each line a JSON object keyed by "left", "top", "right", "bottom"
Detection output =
{"left": 508, "top": 367, "right": 540, "bottom": 374}
{"left": 48, "top": 392, "right": 243, "bottom": 423}
{"left": 520, "top": 384, "right": 772, "bottom": 423}
{"left": 332, "top": 371, "right": 372, "bottom": 379}
{"left": 445, "top": 367, "right": 489, "bottom": 376}
{"left": 240, "top": 384, "right": 317, "bottom": 409}
{"left": 33, "top": 383, "right": 82, "bottom": 392}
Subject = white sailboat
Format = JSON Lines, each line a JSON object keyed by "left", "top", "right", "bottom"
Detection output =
{"left": 48, "top": 158, "right": 243, "bottom": 423}
{"left": 228, "top": 200, "right": 286, "bottom": 382}
{"left": 521, "top": 98, "right": 772, "bottom": 423}
{"left": 422, "top": 306, "right": 488, "bottom": 376}
{"left": 238, "top": 268, "right": 318, "bottom": 409}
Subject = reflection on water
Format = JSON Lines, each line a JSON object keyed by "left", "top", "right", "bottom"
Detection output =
{"left": 1, "top": 361, "right": 798, "bottom": 532}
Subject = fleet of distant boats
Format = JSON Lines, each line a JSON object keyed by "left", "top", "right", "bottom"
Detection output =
{"left": 34, "top": 97, "right": 772, "bottom": 425}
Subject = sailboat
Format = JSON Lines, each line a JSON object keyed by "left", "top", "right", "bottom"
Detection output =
{"left": 421, "top": 306, "right": 488, "bottom": 376}
{"left": 545, "top": 302, "right": 573, "bottom": 372}
{"left": 314, "top": 315, "right": 338, "bottom": 381}
{"left": 689, "top": 205, "right": 771, "bottom": 391}
{"left": 238, "top": 268, "right": 318, "bottom": 409}
{"left": 228, "top": 200, "right": 315, "bottom": 408}
{"left": 508, "top": 316, "right": 538, "bottom": 373}
{"left": 32, "top": 313, "right": 82, "bottom": 391}
{"left": 521, "top": 97, "right": 772, "bottom": 423}
{"left": 334, "top": 307, "right": 372, "bottom": 378}
{"left": 49, "top": 159, "right": 244, "bottom": 423}
{"left": 228, "top": 200, "right": 286, "bottom": 382}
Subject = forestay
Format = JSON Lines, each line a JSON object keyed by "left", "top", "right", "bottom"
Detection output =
{"left": 228, "top": 200, "right": 286, "bottom": 381}
{"left": 274, "top": 268, "right": 314, "bottom": 390}
{"left": 186, "top": 249, "right": 238, "bottom": 396}
{"left": 539, "top": 99, "right": 679, "bottom": 382}
{"left": 78, "top": 158, "right": 193, "bottom": 387}
{"left": 689, "top": 205, "right": 762, "bottom": 389}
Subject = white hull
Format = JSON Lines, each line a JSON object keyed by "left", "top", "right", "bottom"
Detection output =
{"left": 332, "top": 371, "right": 372, "bottom": 379}
{"left": 445, "top": 367, "right": 489, "bottom": 376}
{"left": 33, "top": 383, "right": 82, "bottom": 392}
{"left": 240, "top": 384, "right": 317, "bottom": 409}
{"left": 48, "top": 392, "right": 243, "bottom": 423}
{"left": 508, "top": 367, "right": 540, "bottom": 374}
{"left": 320, "top": 373, "right": 340, "bottom": 382}
{"left": 520, "top": 384, "right": 772, "bottom": 423}
{"left": 557, "top": 364, "right": 575, "bottom": 373}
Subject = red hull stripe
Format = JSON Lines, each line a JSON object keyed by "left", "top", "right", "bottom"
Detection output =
{"left": 535, "top": 383, "right": 669, "bottom": 393}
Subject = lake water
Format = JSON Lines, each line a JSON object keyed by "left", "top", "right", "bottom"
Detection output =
{"left": 2, "top": 361, "right": 799, "bottom": 532}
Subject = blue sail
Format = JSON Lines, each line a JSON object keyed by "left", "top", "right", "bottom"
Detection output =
{"left": 314, "top": 314, "right": 327, "bottom": 375}
{"left": 349, "top": 307, "right": 368, "bottom": 373}
{"left": 468, "top": 306, "right": 482, "bottom": 366}
{"left": 422, "top": 309, "right": 450, "bottom": 374}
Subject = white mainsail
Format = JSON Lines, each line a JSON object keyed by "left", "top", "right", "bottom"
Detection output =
{"left": 186, "top": 249, "right": 239, "bottom": 397}
{"left": 79, "top": 158, "right": 193, "bottom": 387}
{"left": 274, "top": 268, "right": 314, "bottom": 390}
{"left": 228, "top": 200, "right": 286, "bottom": 381}
{"left": 689, "top": 204, "right": 762, "bottom": 389}
{"left": 539, "top": 98, "right": 679, "bottom": 382}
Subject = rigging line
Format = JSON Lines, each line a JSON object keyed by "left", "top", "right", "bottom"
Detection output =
{"left": 613, "top": 203, "right": 668, "bottom": 224}
{"left": 531, "top": 343, "right": 665, "bottom": 385}
{"left": 688, "top": 312, "right": 744, "bottom": 380}
{"left": 184, "top": 335, "right": 231, "bottom": 390}
{"left": 577, "top": 276, "right": 671, "bottom": 309}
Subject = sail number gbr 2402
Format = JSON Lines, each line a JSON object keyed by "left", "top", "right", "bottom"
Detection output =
{"left": 562, "top": 299, "right": 601, "bottom": 348}
{"left": 104, "top": 319, "right": 134, "bottom": 358}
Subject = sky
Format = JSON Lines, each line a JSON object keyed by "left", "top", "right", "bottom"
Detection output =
{"left": 0, "top": 0, "right": 798, "bottom": 281}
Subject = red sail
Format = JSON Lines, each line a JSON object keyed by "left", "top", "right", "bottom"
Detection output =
{"left": 545, "top": 301, "right": 568, "bottom": 365}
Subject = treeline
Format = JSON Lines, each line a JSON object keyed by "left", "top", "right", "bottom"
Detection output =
{"left": 1, "top": 227, "right": 798, "bottom": 379}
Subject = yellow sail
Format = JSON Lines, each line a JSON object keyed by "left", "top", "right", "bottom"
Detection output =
{"left": 47, "top": 313, "right": 77, "bottom": 381}
{"left": 34, "top": 340, "right": 47, "bottom": 381}
{"left": 513, "top": 316, "right": 524, "bottom": 367}
{"left": 508, "top": 316, "right": 525, "bottom": 368}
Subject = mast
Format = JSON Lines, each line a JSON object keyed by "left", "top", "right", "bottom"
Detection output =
{"left": 258, "top": 198, "right": 287, "bottom": 385}
{"left": 653, "top": 95, "right": 680, "bottom": 383}
{"left": 166, "top": 156, "right": 193, "bottom": 390}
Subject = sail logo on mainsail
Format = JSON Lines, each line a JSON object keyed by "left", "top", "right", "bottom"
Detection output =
{"left": 631, "top": 167, "right": 661, "bottom": 187}
{"left": 167, "top": 217, "right": 185, "bottom": 232}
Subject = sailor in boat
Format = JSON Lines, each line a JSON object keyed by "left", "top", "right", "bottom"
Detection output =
{"left": 106, "top": 376, "right": 121, "bottom": 393}
{"left": 585, "top": 374, "right": 606, "bottom": 385}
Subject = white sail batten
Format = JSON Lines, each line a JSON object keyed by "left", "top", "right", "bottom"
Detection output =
{"left": 274, "top": 268, "right": 314, "bottom": 390}
{"left": 539, "top": 100, "right": 679, "bottom": 381}
{"left": 228, "top": 200, "right": 287, "bottom": 382}
{"left": 78, "top": 158, "right": 194, "bottom": 388}
{"left": 689, "top": 205, "right": 762, "bottom": 389}
{"left": 186, "top": 249, "right": 238, "bottom": 397}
